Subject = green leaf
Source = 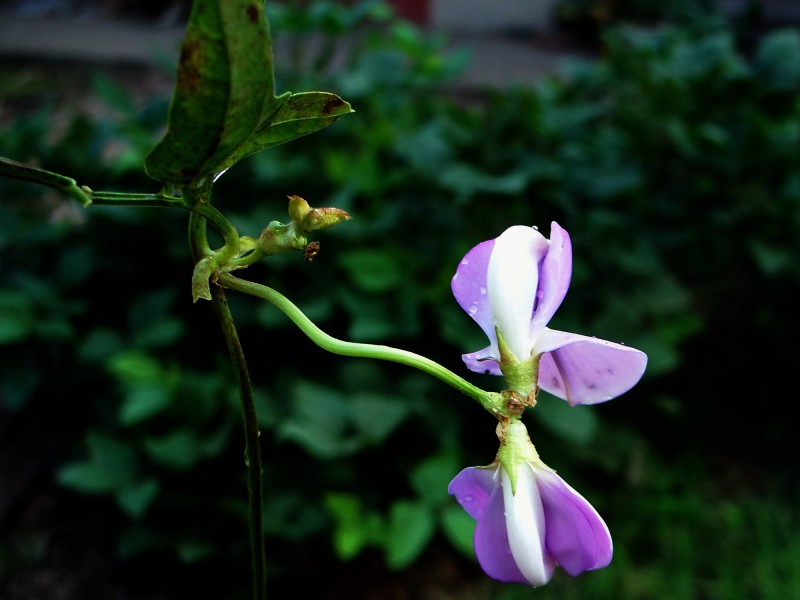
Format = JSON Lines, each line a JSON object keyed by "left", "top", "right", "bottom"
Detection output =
{"left": 218, "top": 91, "right": 354, "bottom": 170}
{"left": 409, "top": 450, "right": 460, "bottom": 504}
{"left": 338, "top": 250, "right": 403, "bottom": 293}
{"left": 144, "top": 430, "right": 204, "bottom": 471}
{"left": 107, "top": 351, "right": 176, "bottom": 425}
{"left": 144, "top": 0, "right": 275, "bottom": 183}
{"left": 350, "top": 393, "right": 410, "bottom": 444}
{"left": 107, "top": 351, "right": 163, "bottom": 384}
{"left": 279, "top": 381, "right": 361, "bottom": 458}
{"left": 58, "top": 432, "right": 138, "bottom": 493}
{"left": 323, "top": 492, "right": 383, "bottom": 560}
{"left": 533, "top": 393, "right": 598, "bottom": 445}
{"left": 0, "top": 291, "right": 34, "bottom": 344}
{"left": 755, "top": 29, "right": 800, "bottom": 90}
{"left": 177, "top": 540, "right": 216, "bottom": 563}
{"left": 119, "top": 384, "right": 172, "bottom": 426}
{"left": 441, "top": 505, "right": 476, "bottom": 558}
{"left": 385, "top": 500, "right": 435, "bottom": 570}
{"left": 117, "top": 479, "right": 160, "bottom": 519}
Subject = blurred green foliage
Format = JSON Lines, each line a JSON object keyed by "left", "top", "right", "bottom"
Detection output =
{"left": 1, "top": 1, "right": 798, "bottom": 597}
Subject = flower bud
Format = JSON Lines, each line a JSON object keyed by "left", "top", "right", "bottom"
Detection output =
{"left": 302, "top": 206, "right": 351, "bottom": 232}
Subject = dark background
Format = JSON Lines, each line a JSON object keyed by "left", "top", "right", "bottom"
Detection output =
{"left": 1, "top": 1, "right": 799, "bottom": 598}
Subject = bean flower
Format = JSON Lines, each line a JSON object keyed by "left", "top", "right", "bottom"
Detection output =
{"left": 451, "top": 223, "right": 647, "bottom": 404}
{"left": 449, "top": 421, "right": 611, "bottom": 587}
{"left": 449, "top": 223, "right": 647, "bottom": 587}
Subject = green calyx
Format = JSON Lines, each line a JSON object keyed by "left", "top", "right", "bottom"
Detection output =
{"left": 496, "top": 329, "right": 540, "bottom": 401}
{"left": 497, "top": 419, "right": 542, "bottom": 495}
{"left": 257, "top": 220, "right": 308, "bottom": 256}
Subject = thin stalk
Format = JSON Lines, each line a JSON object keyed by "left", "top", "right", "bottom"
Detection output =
{"left": 210, "top": 284, "right": 266, "bottom": 600}
{"left": 90, "top": 191, "right": 188, "bottom": 209}
{"left": 92, "top": 192, "right": 240, "bottom": 258}
{"left": 185, "top": 182, "right": 265, "bottom": 600}
{"left": 217, "top": 272, "right": 505, "bottom": 415}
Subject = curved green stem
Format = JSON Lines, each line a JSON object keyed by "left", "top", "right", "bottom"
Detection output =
{"left": 196, "top": 203, "right": 240, "bottom": 264}
{"left": 217, "top": 272, "right": 505, "bottom": 415}
{"left": 91, "top": 190, "right": 240, "bottom": 264}
{"left": 0, "top": 156, "right": 92, "bottom": 206}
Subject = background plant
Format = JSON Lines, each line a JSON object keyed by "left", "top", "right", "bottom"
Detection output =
{"left": 1, "top": 1, "right": 798, "bottom": 598}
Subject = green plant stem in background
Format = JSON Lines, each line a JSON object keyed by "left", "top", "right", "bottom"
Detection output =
{"left": 217, "top": 272, "right": 506, "bottom": 417}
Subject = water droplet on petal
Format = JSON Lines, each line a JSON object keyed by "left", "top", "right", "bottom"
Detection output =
{"left": 479, "top": 286, "right": 487, "bottom": 295}
{"left": 463, "top": 494, "right": 474, "bottom": 503}
{"left": 468, "top": 304, "right": 479, "bottom": 314}
{"left": 461, "top": 259, "right": 470, "bottom": 265}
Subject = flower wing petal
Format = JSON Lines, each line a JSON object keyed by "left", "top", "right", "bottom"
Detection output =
{"left": 473, "top": 477, "right": 529, "bottom": 584}
{"left": 536, "top": 467, "right": 612, "bottom": 576}
{"left": 535, "top": 329, "right": 648, "bottom": 406}
{"left": 529, "top": 222, "right": 572, "bottom": 339}
{"left": 462, "top": 347, "right": 502, "bottom": 376}
{"left": 448, "top": 466, "right": 497, "bottom": 520}
{"left": 451, "top": 238, "right": 497, "bottom": 347}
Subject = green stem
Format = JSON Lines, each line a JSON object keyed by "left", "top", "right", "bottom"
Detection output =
{"left": 0, "top": 158, "right": 242, "bottom": 268}
{"left": 217, "top": 272, "right": 505, "bottom": 415}
{"left": 210, "top": 283, "right": 266, "bottom": 600}
{"left": 90, "top": 191, "right": 188, "bottom": 209}
{"left": 0, "top": 156, "right": 92, "bottom": 206}
{"left": 91, "top": 190, "right": 241, "bottom": 265}
{"left": 184, "top": 184, "right": 265, "bottom": 600}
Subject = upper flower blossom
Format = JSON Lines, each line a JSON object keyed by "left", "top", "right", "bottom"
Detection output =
{"left": 448, "top": 422, "right": 612, "bottom": 587}
{"left": 451, "top": 223, "right": 647, "bottom": 405}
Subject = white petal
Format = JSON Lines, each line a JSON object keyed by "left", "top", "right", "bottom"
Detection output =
{"left": 502, "top": 465, "right": 555, "bottom": 587}
{"left": 488, "top": 226, "right": 549, "bottom": 362}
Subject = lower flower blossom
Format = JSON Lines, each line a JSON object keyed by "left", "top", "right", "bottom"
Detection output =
{"left": 449, "top": 422, "right": 612, "bottom": 587}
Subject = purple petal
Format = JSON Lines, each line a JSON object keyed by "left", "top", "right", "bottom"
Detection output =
{"left": 451, "top": 238, "right": 497, "bottom": 349}
{"left": 448, "top": 466, "right": 497, "bottom": 520}
{"left": 536, "top": 467, "right": 612, "bottom": 576}
{"left": 462, "top": 347, "right": 502, "bottom": 376}
{"left": 529, "top": 222, "right": 572, "bottom": 340}
{"left": 536, "top": 329, "right": 648, "bottom": 406}
{"left": 473, "top": 475, "right": 529, "bottom": 584}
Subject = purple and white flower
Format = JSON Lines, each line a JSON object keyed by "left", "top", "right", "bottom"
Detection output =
{"left": 451, "top": 223, "right": 647, "bottom": 405}
{"left": 448, "top": 422, "right": 612, "bottom": 587}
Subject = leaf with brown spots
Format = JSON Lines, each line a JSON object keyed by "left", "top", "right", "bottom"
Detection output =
{"left": 144, "top": 0, "right": 277, "bottom": 184}
{"left": 214, "top": 91, "right": 355, "bottom": 174}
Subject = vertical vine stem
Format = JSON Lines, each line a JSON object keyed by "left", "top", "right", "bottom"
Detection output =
{"left": 187, "top": 196, "right": 265, "bottom": 600}
{"left": 210, "top": 284, "right": 266, "bottom": 600}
